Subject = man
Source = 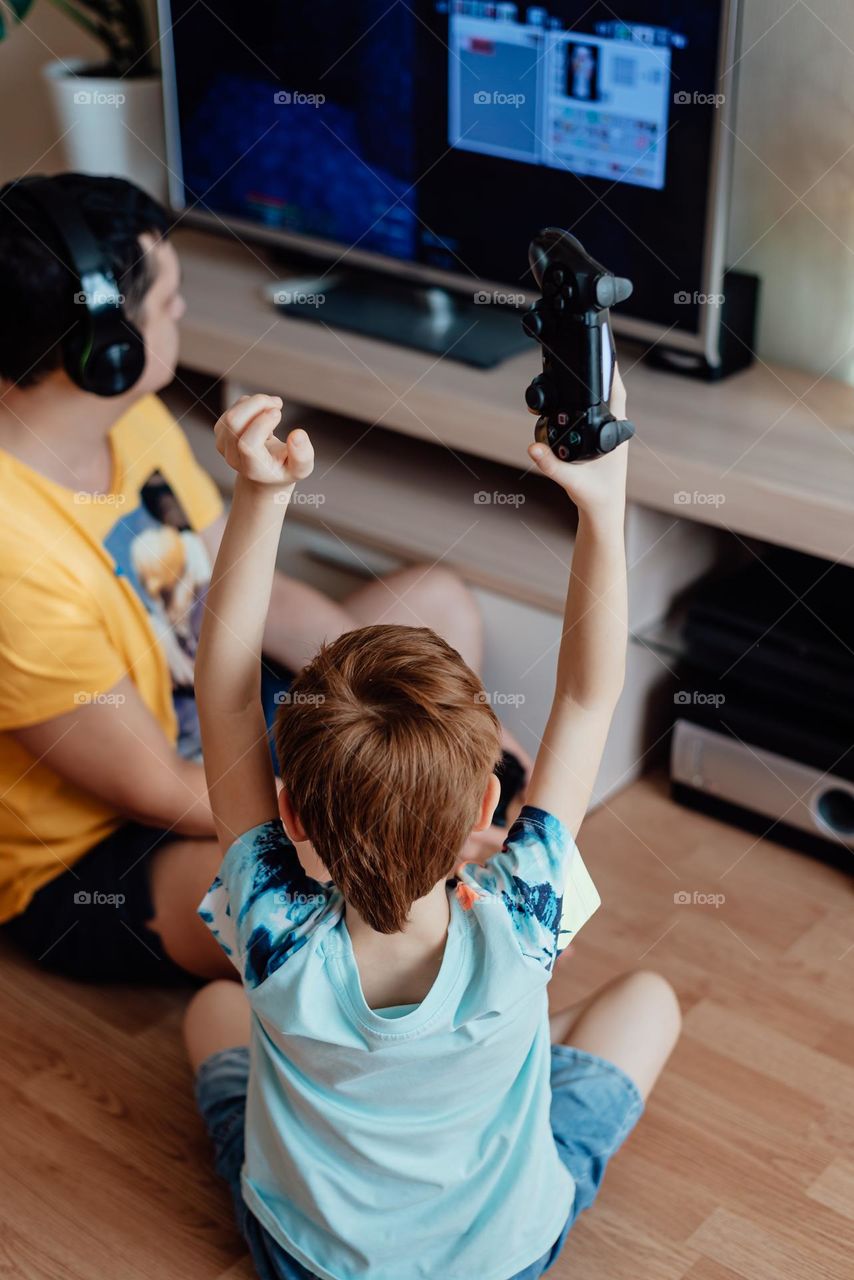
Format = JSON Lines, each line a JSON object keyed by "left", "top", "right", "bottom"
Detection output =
{"left": 0, "top": 173, "right": 526, "bottom": 984}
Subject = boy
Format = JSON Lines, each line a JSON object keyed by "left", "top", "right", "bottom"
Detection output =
{"left": 185, "top": 376, "right": 681, "bottom": 1279}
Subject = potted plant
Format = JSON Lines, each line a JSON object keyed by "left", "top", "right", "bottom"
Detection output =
{"left": 1, "top": 1, "right": 167, "bottom": 199}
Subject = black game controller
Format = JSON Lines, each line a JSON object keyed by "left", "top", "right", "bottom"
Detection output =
{"left": 523, "top": 228, "right": 635, "bottom": 463}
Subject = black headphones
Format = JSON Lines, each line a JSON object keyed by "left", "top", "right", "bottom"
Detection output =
{"left": 4, "top": 176, "right": 146, "bottom": 397}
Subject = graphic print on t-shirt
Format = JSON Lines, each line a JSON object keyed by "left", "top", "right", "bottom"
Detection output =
{"left": 103, "top": 470, "right": 212, "bottom": 759}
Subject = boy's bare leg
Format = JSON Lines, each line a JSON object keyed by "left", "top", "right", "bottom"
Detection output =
{"left": 184, "top": 979, "right": 251, "bottom": 1071}
{"left": 549, "top": 970, "right": 681, "bottom": 1101}
{"left": 146, "top": 838, "right": 237, "bottom": 980}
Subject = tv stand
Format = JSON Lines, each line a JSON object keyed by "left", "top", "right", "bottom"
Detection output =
{"left": 265, "top": 265, "right": 531, "bottom": 369}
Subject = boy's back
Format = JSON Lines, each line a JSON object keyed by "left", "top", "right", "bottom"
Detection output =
{"left": 202, "top": 803, "right": 599, "bottom": 1278}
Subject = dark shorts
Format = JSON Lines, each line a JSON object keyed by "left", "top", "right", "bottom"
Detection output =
{"left": 3, "top": 822, "right": 190, "bottom": 984}
{"left": 3, "top": 667, "right": 296, "bottom": 985}
{"left": 195, "top": 1043, "right": 644, "bottom": 1280}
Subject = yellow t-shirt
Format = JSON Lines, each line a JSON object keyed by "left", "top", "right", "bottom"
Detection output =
{"left": 0, "top": 394, "right": 223, "bottom": 921}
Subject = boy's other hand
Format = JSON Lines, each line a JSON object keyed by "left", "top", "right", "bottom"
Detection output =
{"left": 527, "top": 364, "right": 628, "bottom": 518}
{"left": 215, "top": 394, "right": 314, "bottom": 492}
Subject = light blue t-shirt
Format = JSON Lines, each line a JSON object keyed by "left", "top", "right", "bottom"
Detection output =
{"left": 200, "top": 805, "right": 601, "bottom": 1280}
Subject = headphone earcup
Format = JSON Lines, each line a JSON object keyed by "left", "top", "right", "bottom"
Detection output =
{"left": 66, "top": 320, "right": 146, "bottom": 397}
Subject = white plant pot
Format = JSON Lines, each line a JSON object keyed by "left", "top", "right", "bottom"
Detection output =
{"left": 42, "top": 58, "right": 168, "bottom": 202}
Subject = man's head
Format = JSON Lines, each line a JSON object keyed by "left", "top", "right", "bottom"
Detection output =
{"left": 274, "top": 624, "right": 502, "bottom": 933}
{"left": 0, "top": 173, "right": 183, "bottom": 398}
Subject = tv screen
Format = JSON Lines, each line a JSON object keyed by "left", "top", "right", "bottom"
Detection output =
{"left": 161, "top": 1, "right": 737, "bottom": 355}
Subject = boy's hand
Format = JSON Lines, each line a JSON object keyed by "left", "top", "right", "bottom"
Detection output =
{"left": 214, "top": 394, "right": 314, "bottom": 492}
{"left": 527, "top": 365, "right": 628, "bottom": 518}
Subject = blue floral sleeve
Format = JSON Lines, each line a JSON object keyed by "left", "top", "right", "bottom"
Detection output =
{"left": 455, "top": 805, "right": 600, "bottom": 973}
{"left": 198, "top": 820, "right": 336, "bottom": 990}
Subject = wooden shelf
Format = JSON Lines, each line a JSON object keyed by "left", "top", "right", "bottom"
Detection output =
{"left": 175, "top": 226, "right": 854, "bottom": 567}
{"left": 168, "top": 383, "right": 576, "bottom": 613}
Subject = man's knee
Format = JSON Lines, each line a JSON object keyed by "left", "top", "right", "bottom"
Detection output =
{"left": 411, "top": 565, "right": 481, "bottom": 638}
{"left": 148, "top": 837, "right": 233, "bottom": 980}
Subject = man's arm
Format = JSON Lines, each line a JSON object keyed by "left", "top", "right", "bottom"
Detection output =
{"left": 523, "top": 369, "right": 629, "bottom": 838}
{"left": 12, "top": 673, "right": 214, "bottom": 836}
{"left": 195, "top": 394, "right": 315, "bottom": 852}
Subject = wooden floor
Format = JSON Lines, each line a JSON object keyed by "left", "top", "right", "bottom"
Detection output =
{"left": 2, "top": 774, "right": 851, "bottom": 1280}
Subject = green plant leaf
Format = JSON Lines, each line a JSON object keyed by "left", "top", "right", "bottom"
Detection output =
{"left": 0, "top": 0, "right": 33, "bottom": 37}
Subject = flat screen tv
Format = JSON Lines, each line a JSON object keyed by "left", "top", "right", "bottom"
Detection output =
{"left": 159, "top": 1, "right": 742, "bottom": 369}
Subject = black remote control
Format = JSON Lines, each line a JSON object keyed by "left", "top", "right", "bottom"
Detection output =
{"left": 523, "top": 228, "right": 635, "bottom": 463}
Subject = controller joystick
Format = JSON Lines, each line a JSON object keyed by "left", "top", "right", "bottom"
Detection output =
{"left": 523, "top": 228, "right": 635, "bottom": 463}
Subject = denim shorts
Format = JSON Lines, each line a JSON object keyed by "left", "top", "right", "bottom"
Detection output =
{"left": 195, "top": 1043, "right": 644, "bottom": 1280}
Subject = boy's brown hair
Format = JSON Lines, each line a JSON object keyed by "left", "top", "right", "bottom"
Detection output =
{"left": 274, "top": 624, "right": 501, "bottom": 933}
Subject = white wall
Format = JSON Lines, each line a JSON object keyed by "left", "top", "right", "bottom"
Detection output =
{"left": 0, "top": 0, "right": 852, "bottom": 380}
{"left": 726, "top": 0, "right": 854, "bottom": 381}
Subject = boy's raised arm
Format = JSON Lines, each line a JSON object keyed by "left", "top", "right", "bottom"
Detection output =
{"left": 195, "top": 394, "right": 314, "bottom": 852}
{"left": 523, "top": 368, "right": 629, "bottom": 839}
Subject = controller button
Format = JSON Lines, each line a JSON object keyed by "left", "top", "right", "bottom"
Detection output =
{"left": 525, "top": 375, "right": 554, "bottom": 413}
{"left": 597, "top": 422, "right": 618, "bottom": 452}
{"left": 557, "top": 445, "right": 569, "bottom": 460}
{"left": 522, "top": 307, "right": 544, "bottom": 339}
